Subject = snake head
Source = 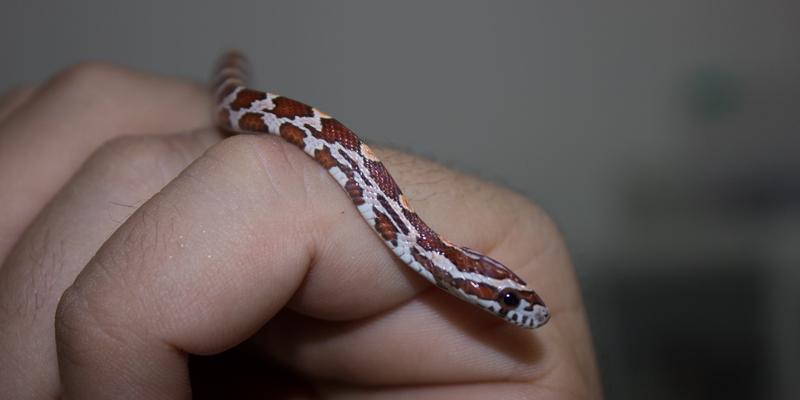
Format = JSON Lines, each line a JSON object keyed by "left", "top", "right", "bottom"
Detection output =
{"left": 454, "top": 247, "right": 550, "bottom": 328}
{"left": 495, "top": 287, "right": 550, "bottom": 329}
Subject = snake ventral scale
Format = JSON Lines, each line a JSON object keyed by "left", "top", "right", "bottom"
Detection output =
{"left": 213, "top": 51, "right": 549, "bottom": 329}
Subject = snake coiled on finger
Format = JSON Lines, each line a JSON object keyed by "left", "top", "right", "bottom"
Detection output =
{"left": 213, "top": 51, "right": 549, "bottom": 329}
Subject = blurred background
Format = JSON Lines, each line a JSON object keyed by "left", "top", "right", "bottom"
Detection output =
{"left": 2, "top": 1, "right": 798, "bottom": 398}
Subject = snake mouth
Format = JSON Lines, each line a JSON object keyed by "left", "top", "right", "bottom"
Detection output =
{"left": 529, "top": 304, "right": 550, "bottom": 328}
{"left": 503, "top": 301, "right": 550, "bottom": 329}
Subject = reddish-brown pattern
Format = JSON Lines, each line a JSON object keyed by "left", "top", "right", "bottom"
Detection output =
{"left": 442, "top": 246, "right": 526, "bottom": 284}
{"left": 214, "top": 53, "right": 246, "bottom": 101}
{"left": 238, "top": 112, "right": 268, "bottom": 132}
{"left": 411, "top": 247, "right": 446, "bottom": 282}
{"left": 271, "top": 97, "right": 315, "bottom": 119}
{"left": 344, "top": 177, "right": 365, "bottom": 205}
{"left": 364, "top": 159, "right": 402, "bottom": 201}
{"left": 279, "top": 123, "right": 307, "bottom": 148}
{"left": 373, "top": 208, "right": 398, "bottom": 245}
{"left": 314, "top": 147, "right": 339, "bottom": 169}
{"left": 518, "top": 290, "right": 546, "bottom": 308}
{"left": 403, "top": 208, "right": 445, "bottom": 252}
{"left": 216, "top": 82, "right": 240, "bottom": 102}
{"left": 337, "top": 148, "right": 373, "bottom": 188}
{"left": 214, "top": 51, "right": 549, "bottom": 329}
{"left": 230, "top": 89, "right": 266, "bottom": 111}
{"left": 377, "top": 194, "right": 409, "bottom": 235}
{"left": 312, "top": 119, "right": 361, "bottom": 151}
{"left": 462, "top": 280, "right": 503, "bottom": 302}
{"left": 411, "top": 248, "right": 501, "bottom": 301}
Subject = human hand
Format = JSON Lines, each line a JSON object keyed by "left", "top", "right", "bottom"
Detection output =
{"left": 0, "top": 63, "right": 602, "bottom": 399}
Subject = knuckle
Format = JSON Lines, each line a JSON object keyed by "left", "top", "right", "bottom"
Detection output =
{"left": 207, "top": 133, "right": 307, "bottom": 190}
{"left": 204, "top": 134, "right": 285, "bottom": 178}
{"left": 211, "top": 132, "right": 269, "bottom": 158}
{"left": 92, "top": 135, "right": 165, "bottom": 181}
{"left": 197, "top": 133, "right": 314, "bottom": 210}
{"left": 54, "top": 284, "right": 100, "bottom": 360}
{"left": 54, "top": 285, "right": 87, "bottom": 338}
{"left": 54, "top": 264, "right": 128, "bottom": 357}
{"left": 87, "top": 134, "right": 189, "bottom": 185}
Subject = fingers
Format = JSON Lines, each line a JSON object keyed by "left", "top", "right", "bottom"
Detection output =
{"left": 53, "top": 135, "right": 390, "bottom": 398}
{"left": 56, "top": 134, "right": 535, "bottom": 398}
{"left": 0, "top": 63, "right": 214, "bottom": 259}
{"left": 257, "top": 290, "right": 550, "bottom": 386}
{"left": 0, "top": 130, "right": 218, "bottom": 398}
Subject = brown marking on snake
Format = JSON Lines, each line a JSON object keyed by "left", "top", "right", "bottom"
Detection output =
{"left": 519, "top": 290, "right": 546, "bottom": 308}
{"left": 440, "top": 246, "right": 525, "bottom": 284}
{"left": 403, "top": 208, "right": 445, "bottom": 252}
{"left": 377, "top": 194, "right": 409, "bottom": 235}
{"left": 217, "top": 83, "right": 240, "bottom": 102}
{"left": 271, "top": 96, "right": 316, "bottom": 119}
{"left": 411, "top": 247, "right": 442, "bottom": 281}
{"left": 213, "top": 69, "right": 244, "bottom": 96}
{"left": 456, "top": 247, "right": 527, "bottom": 285}
{"left": 373, "top": 208, "right": 398, "bottom": 245}
{"left": 344, "top": 177, "right": 365, "bottom": 205}
{"left": 337, "top": 149, "right": 373, "bottom": 188}
{"left": 410, "top": 248, "right": 500, "bottom": 302}
{"left": 314, "top": 146, "right": 339, "bottom": 169}
{"left": 279, "top": 123, "right": 307, "bottom": 148}
{"left": 238, "top": 112, "right": 268, "bottom": 132}
{"left": 364, "top": 159, "right": 402, "bottom": 201}
{"left": 230, "top": 89, "right": 266, "bottom": 111}
{"left": 463, "top": 280, "right": 503, "bottom": 301}
{"left": 313, "top": 119, "right": 361, "bottom": 151}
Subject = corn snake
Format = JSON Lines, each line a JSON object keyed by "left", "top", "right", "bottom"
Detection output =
{"left": 213, "top": 51, "right": 549, "bottom": 329}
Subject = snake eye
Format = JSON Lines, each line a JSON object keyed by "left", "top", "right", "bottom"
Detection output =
{"left": 502, "top": 291, "right": 520, "bottom": 307}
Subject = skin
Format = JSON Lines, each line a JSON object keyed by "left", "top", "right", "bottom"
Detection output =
{"left": 0, "top": 63, "right": 603, "bottom": 399}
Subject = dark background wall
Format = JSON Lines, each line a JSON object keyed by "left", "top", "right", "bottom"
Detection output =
{"left": 3, "top": 1, "right": 798, "bottom": 398}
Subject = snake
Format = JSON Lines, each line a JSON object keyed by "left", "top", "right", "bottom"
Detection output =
{"left": 213, "top": 51, "right": 549, "bottom": 329}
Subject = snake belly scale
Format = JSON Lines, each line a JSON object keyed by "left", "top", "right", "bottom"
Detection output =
{"left": 213, "top": 51, "right": 549, "bottom": 329}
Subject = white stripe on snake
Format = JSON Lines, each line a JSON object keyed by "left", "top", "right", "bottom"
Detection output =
{"left": 213, "top": 51, "right": 549, "bottom": 329}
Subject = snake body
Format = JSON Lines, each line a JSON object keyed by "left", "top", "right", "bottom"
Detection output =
{"left": 213, "top": 52, "right": 549, "bottom": 329}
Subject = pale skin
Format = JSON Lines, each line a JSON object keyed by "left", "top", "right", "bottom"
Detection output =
{"left": 0, "top": 63, "right": 603, "bottom": 399}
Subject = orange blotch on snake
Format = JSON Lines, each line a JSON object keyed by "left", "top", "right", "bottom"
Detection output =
{"left": 345, "top": 177, "right": 365, "bottom": 204}
{"left": 315, "top": 119, "right": 361, "bottom": 151}
{"left": 314, "top": 146, "right": 340, "bottom": 170}
{"left": 360, "top": 143, "right": 380, "bottom": 162}
{"left": 373, "top": 208, "right": 398, "bottom": 244}
{"left": 238, "top": 112, "right": 268, "bottom": 132}
{"left": 271, "top": 96, "right": 315, "bottom": 119}
{"left": 230, "top": 89, "right": 266, "bottom": 111}
{"left": 279, "top": 123, "right": 307, "bottom": 148}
